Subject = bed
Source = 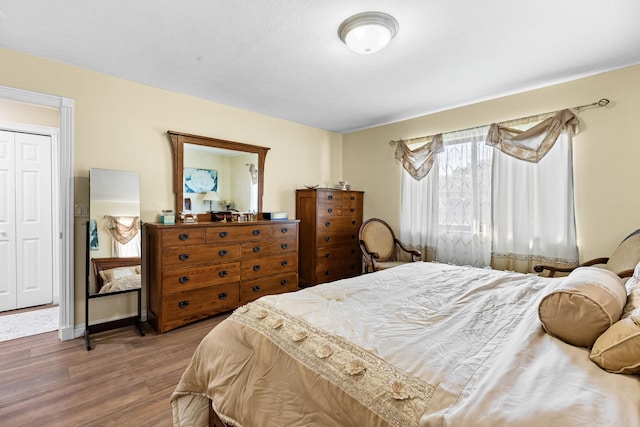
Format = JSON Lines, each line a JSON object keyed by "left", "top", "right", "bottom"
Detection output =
{"left": 91, "top": 256, "right": 142, "bottom": 294}
{"left": 171, "top": 261, "right": 640, "bottom": 426}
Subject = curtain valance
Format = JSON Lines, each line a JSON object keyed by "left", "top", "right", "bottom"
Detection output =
{"left": 394, "top": 134, "right": 443, "bottom": 181}
{"left": 105, "top": 216, "right": 140, "bottom": 245}
{"left": 486, "top": 109, "right": 578, "bottom": 163}
{"left": 393, "top": 108, "right": 580, "bottom": 179}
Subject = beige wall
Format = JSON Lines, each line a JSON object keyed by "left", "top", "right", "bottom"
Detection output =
{"left": 344, "top": 64, "right": 640, "bottom": 263}
{"left": 0, "top": 48, "right": 343, "bottom": 327}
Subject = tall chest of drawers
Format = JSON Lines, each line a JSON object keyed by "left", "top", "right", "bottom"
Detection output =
{"left": 143, "top": 220, "right": 299, "bottom": 333}
{"left": 296, "top": 188, "right": 364, "bottom": 287}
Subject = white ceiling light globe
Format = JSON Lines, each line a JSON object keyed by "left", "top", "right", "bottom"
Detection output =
{"left": 338, "top": 12, "right": 399, "bottom": 55}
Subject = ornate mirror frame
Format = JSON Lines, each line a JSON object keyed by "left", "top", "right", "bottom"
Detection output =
{"left": 168, "top": 131, "right": 270, "bottom": 217}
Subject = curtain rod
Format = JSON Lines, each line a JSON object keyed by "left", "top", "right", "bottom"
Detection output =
{"left": 389, "top": 98, "right": 610, "bottom": 146}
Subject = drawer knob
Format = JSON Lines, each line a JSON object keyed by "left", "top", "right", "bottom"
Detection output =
{"left": 280, "top": 227, "right": 288, "bottom": 233}
{"left": 178, "top": 276, "right": 190, "bottom": 284}
{"left": 328, "top": 195, "right": 333, "bottom": 200}
{"left": 325, "top": 270, "right": 330, "bottom": 275}
{"left": 352, "top": 220, "right": 356, "bottom": 225}
{"left": 219, "top": 270, "right": 228, "bottom": 277}
{"left": 351, "top": 234, "right": 356, "bottom": 239}
{"left": 281, "top": 279, "right": 288, "bottom": 286}
{"left": 325, "top": 221, "right": 331, "bottom": 227}
{"left": 327, "top": 208, "right": 333, "bottom": 213}
{"left": 350, "top": 196, "right": 355, "bottom": 200}
{"left": 179, "top": 253, "right": 189, "bottom": 261}
{"left": 178, "top": 233, "right": 189, "bottom": 241}
{"left": 253, "top": 265, "right": 261, "bottom": 271}
{"left": 325, "top": 237, "right": 331, "bottom": 242}
{"left": 350, "top": 208, "right": 355, "bottom": 213}
{"left": 218, "top": 292, "right": 228, "bottom": 300}
{"left": 219, "top": 249, "right": 228, "bottom": 256}
{"left": 253, "top": 246, "right": 261, "bottom": 253}
{"left": 178, "top": 300, "right": 190, "bottom": 308}
{"left": 325, "top": 253, "right": 331, "bottom": 258}
{"left": 219, "top": 231, "right": 228, "bottom": 238}
{"left": 252, "top": 285, "right": 261, "bottom": 292}
{"left": 252, "top": 229, "right": 260, "bottom": 236}
{"left": 281, "top": 243, "right": 288, "bottom": 249}
{"left": 281, "top": 260, "right": 288, "bottom": 267}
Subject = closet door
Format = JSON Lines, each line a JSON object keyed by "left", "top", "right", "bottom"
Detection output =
{"left": 0, "top": 131, "right": 17, "bottom": 311}
{"left": 0, "top": 131, "right": 53, "bottom": 311}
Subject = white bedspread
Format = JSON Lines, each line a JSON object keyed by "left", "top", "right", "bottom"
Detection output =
{"left": 172, "top": 262, "right": 640, "bottom": 426}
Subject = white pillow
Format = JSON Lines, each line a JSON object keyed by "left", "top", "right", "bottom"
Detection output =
{"left": 99, "top": 266, "right": 140, "bottom": 283}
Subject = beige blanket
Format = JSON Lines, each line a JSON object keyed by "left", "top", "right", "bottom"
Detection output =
{"left": 172, "top": 262, "right": 640, "bottom": 427}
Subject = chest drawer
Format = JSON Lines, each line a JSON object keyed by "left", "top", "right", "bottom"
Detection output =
{"left": 162, "top": 262, "right": 241, "bottom": 294}
{"left": 206, "top": 224, "right": 273, "bottom": 243}
{"left": 316, "top": 245, "right": 359, "bottom": 263}
{"left": 272, "top": 223, "right": 297, "bottom": 237}
{"left": 242, "top": 253, "right": 298, "bottom": 281}
{"left": 162, "top": 243, "right": 241, "bottom": 269}
{"left": 161, "top": 228, "right": 205, "bottom": 246}
{"left": 341, "top": 192, "right": 363, "bottom": 206}
{"left": 161, "top": 283, "right": 240, "bottom": 332}
{"left": 317, "top": 204, "right": 342, "bottom": 217}
{"left": 315, "top": 262, "right": 361, "bottom": 284}
{"left": 316, "top": 227, "right": 359, "bottom": 247}
{"left": 242, "top": 234, "right": 297, "bottom": 260}
{"left": 240, "top": 272, "right": 298, "bottom": 303}
{"left": 317, "top": 216, "right": 361, "bottom": 231}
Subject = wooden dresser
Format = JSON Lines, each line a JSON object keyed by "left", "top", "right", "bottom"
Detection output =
{"left": 296, "top": 188, "right": 364, "bottom": 287}
{"left": 143, "top": 220, "right": 299, "bottom": 333}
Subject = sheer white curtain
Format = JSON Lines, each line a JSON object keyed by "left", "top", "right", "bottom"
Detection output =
{"left": 491, "top": 129, "right": 578, "bottom": 271}
{"left": 401, "top": 126, "right": 493, "bottom": 267}
{"left": 399, "top": 111, "right": 578, "bottom": 272}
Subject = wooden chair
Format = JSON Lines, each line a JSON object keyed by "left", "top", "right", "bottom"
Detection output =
{"left": 359, "top": 218, "right": 421, "bottom": 273}
{"left": 534, "top": 229, "right": 640, "bottom": 278}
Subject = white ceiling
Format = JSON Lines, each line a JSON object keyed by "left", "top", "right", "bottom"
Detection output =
{"left": 1, "top": 1, "right": 640, "bottom": 134}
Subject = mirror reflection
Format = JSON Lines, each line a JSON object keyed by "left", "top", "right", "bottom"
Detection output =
{"left": 88, "top": 168, "right": 141, "bottom": 295}
{"left": 183, "top": 144, "right": 259, "bottom": 214}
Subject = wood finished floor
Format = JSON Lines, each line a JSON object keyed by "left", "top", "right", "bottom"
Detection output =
{"left": 0, "top": 313, "right": 228, "bottom": 427}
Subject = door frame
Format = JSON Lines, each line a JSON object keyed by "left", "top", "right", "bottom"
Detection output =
{"left": 0, "top": 85, "right": 75, "bottom": 341}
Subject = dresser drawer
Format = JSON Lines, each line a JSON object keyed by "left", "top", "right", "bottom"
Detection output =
{"left": 317, "top": 189, "right": 342, "bottom": 204}
{"left": 271, "top": 223, "right": 297, "bottom": 237}
{"left": 341, "top": 192, "right": 363, "bottom": 206}
{"left": 315, "top": 262, "right": 361, "bottom": 284}
{"left": 161, "top": 284, "right": 240, "bottom": 332}
{"left": 206, "top": 224, "right": 273, "bottom": 243}
{"left": 240, "top": 272, "right": 298, "bottom": 303}
{"left": 162, "top": 243, "right": 241, "bottom": 269}
{"left": 161, "top": 228, "right": 205, "bottom": 246}
{"left": 316, "top": 228, "right": 359, "bottom": 247}
{"left": 316, "top": 245, "right": 360, "bottom": 263}
{"left": 162, "top": 262, "right": 241, "bottom": 294}
{"left": 242, "top": 234, "right": 297, "bottom": 260}
{"left": 317, "top": 216, "right": 361, "bottom": 231}
{"left": 241, "top": 253, "right": 298, "bottom": 281}
{"left": 317, "top": 205, "right": 342, "bottom": 217}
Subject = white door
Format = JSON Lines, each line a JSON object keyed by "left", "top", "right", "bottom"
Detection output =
{"left": 0, "top": 130, "right": 53, "bottom": 311}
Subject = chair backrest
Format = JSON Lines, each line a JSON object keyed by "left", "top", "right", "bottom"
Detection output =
{"left": 359, "top": 218, "right": 396, "bottom": 261}
{"left": 606, "top": 229, "right": 640, "bottom": 276}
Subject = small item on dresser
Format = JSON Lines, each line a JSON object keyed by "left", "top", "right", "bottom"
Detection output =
{"left": 160, "top": 210, "right": 175, "bottom": 225}
{"left": 263, "top": 212, "right": 289, "bottom": 220}
{"left": 182, "top": 211, "right": 197, "bottom": 223}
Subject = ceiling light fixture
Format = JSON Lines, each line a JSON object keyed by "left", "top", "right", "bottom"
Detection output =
{"left": 338, "top": 11, "right": 399, "bottom": 55}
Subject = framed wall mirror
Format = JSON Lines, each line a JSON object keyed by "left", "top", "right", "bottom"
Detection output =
{"left": 168, "top": 131, "right": 270, "bottom": 219}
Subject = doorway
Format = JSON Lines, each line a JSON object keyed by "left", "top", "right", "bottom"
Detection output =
{"left": 0, "top": 85, "right": 75, "bottom": 341}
